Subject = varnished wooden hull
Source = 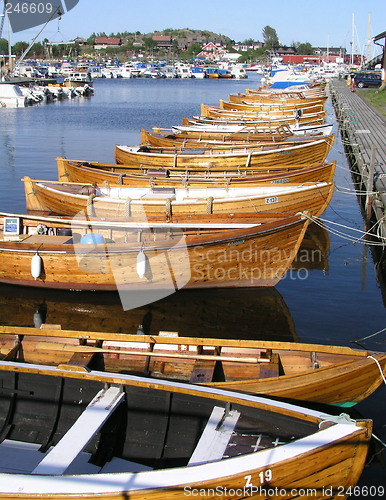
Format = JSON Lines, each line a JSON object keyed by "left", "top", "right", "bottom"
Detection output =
{"left": 140, "top": 128, "right": 329, "bottom": 148}
{"left": 0, "top": 212, "right": 310, "bottom": 289}
{"left": 24, "top": 178, "right": 334, "bottom": 218}
{"left": 0, "top": 362, "right": 372, "bottom": 499}
{"left": 182, "top": 114, "right": 326, "bottom": 127}
{"left": 114, "top": 136, "right": 335, "bottom": 169}
{"left": 1, "top": 326, "right": 385, "bottom": 406}
{"left": 140, "top": 127, "right": 295, "bottom": 147}
{"left": 200, "top": 105, "right": 327, "bottom": 122}
{"left": 57, "top": 157, "right": 336, "bottom": 188}
{"left": 220, "top": 99, "right": 326, "bottom": 113}
{"left": 228, "top": 93, "right": 328, "bottom": 105}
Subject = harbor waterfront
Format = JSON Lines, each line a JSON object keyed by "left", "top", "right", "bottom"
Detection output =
{"left": 0, "top": 74, "right": 386, "bottom": 495}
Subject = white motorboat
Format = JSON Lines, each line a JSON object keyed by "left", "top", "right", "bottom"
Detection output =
{"left": 0, "top": 83, "right": 26, "bottom": 108}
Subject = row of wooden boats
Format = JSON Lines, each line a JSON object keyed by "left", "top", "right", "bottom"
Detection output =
{"left": 1, "top": 82, "right": 336, "bottom": 292}
{"left": 0, "top": 81, "right": 384, "bottom": 498}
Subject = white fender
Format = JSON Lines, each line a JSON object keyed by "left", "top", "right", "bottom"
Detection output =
{"left": 31, "top": 252, "right": 42, "bottom": 280}
{"left": 136, "top": 249, "right": 148, "bottom": 279}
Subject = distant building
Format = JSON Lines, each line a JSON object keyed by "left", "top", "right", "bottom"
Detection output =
{"left": 313, "top": 47, "right": 346, "bottom": 57}
{"left": 73, "top": 37, "right": 87, "bottom": 45}
{"left": 151, "top": 35, "right": 173, "bottom": 50}
{"left": 233, "top": 42, "right": 263, "bottom": 52}
{"left": 275, "top": 46, "right": 297, "bottom": 57}
{"left": 196, "top": 42, "right": 227, "bottom": 61}
{"left": 94, "top": 37, "right": 122, "bottom": 50}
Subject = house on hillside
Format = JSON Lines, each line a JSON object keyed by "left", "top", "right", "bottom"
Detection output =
{"left": 151, "top": 35, "right": 173, "bottom": 50}
{"left": 233, "top": 42, "right": 263, "bottom": 52}
{"left": 196, "top": 42, "right": 228, "bottom": 61}
{"left": 94, "top": 37, "right": 122, "bottom": 50}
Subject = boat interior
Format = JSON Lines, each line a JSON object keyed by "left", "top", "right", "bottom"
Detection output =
{"left": 0, "top": 330, "right": 361, "bottom": 386}
{"left": 0, "top": 370, "right": 318, "bottom": 475}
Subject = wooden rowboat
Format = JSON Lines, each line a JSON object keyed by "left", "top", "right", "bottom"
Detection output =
{"left": 0, "top": 357, "right": 372, "bottom": 499}
{"left": 227, "top": 93, "right": 328, "bottom": 105}
{"left": 220, "top": 98, "right": 327, "bottom": 112}
{"left": 171, "top": 122, "right": 334, "bottom": 137}
{"left": 23, "top": 177, "right": 334, "bottom": 218}
{"left": 1, "top": 325, "right": 385, "bottom": 406}
{"left": 141, "top": 126, "right": 296, "bottom": 147}
{"left": 57, "top": 157, "right": 336, "bottom": 188}
{"left": 201, "top": 102, "right": 327, "bottom": 119}
{"left": 114, "top": 136, "right": 335, "bottom": 169}
{"left": 200, "top": 105, "right": 327, "bottom": 122}
{"left": 0, "top": 211, "right": 310, "bottom": 289}
{"left": 140, "top": 127, "right": 330, "bottom": 148}
{"left": 182, "top": 113, "right": 327, "bottom": 127}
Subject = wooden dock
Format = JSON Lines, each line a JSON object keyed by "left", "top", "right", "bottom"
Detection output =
{"left": 330, "top": 79, "right": 386, "bottom": 242}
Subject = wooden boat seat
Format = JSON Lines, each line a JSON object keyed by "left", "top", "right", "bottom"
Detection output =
{"left": 188, "top": 406, "right": 240, "bottom": 466}
{"left": 31, "top": 386, "right": 125, "bottom": 475}
{"left": 21, "top": 235, "right": 73, "bottom": 244}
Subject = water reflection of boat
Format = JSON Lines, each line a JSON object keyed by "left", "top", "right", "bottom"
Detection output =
{"left": 292, "top": 222, "right": 330, "bottom": 271}
{"left": 0, "top": 286, "right": 297, "bottom": 342}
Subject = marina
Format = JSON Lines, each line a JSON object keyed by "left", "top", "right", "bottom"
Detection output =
{"left": 0, "top": 73, "right": 386, "bottom": 495}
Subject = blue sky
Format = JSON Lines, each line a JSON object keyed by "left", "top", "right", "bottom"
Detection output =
{"left": 5, "top": 0, "right": 386, "bottom": 57}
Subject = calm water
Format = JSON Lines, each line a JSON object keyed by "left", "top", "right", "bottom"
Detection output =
{"left": 0, "top": 74, "right": 385, "bottom": 493}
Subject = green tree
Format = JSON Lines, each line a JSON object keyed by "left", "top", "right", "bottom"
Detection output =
{"left": 296, "top": 42, "right": 313, "bottom": 55}
{"left": 262, "top": 26, "right": 279, "bottom": 49}
{"left": 12, "top": 41, "right": 29, "bottom": 57}
{"left": 0, "top": 37, "right": 8, "bottom": 54}
{"left": 142, "top": 37, "right": 157, "bottom": 51}
{"left": 30, "top": 42, "right": 44, "bottom": 58}
{"left": 179, "top": 42, "right": 203, "bottom": 60}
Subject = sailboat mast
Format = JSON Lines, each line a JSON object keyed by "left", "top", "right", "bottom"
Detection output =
{"left": 367, "top": 13, "right": 372, "bottom": 62}
{"left": 351, "top": 13, "right": 355, "bottom": 65}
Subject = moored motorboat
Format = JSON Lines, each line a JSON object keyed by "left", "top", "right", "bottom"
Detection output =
{"left": 0, "top": 83, "right": 27, "bottom": 108}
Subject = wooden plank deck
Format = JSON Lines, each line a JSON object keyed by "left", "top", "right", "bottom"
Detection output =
{"left": 330, "top": 79, "right": 386, "bottom": 241}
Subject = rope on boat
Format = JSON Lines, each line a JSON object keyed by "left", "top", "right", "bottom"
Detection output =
{"left": 124, "top": 197, "right": 132, "bottom": 217}
{"left": 118, "top": 173, "right": 126, "bottom": 185}
{"left": 300, "top": 213, "right": 386, "bottom": 247}
{"left": 166, "top": 198, "right": 172, "bottom": 218}
{"left": 354, "top": 326, "right": 386, "bottom": 343}
{"left": 335, "top": 185, "right": 379, "bottom": 196}
{"left": 319, "top": 413, "right": 355, "bottom": 428}
{"left": 206, "top": 196, "right": 214, "bottom": 214}
{"left": 86, "top": 194, "right": 96, "bottom": 217}
{"left": 367, "top": 356, "right": 386, "bottom": 387}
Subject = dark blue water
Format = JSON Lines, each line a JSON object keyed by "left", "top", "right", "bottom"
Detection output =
{"left": 0, "top": 74, "right": 385, "bottom": 493}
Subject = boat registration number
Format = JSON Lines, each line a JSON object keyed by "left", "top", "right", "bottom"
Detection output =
{"left": 265, "top": 196, "right": 279, "bottom": 204}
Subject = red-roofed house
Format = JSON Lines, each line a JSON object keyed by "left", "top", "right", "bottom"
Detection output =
{"left": 196, "top": 42, "right": 227, "bottom": 61}
{"left": 94, "top": 37, "right": 122, "bottom": 50}
{"left": 151, "top": 35, "right": 173, "bottom": 49}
